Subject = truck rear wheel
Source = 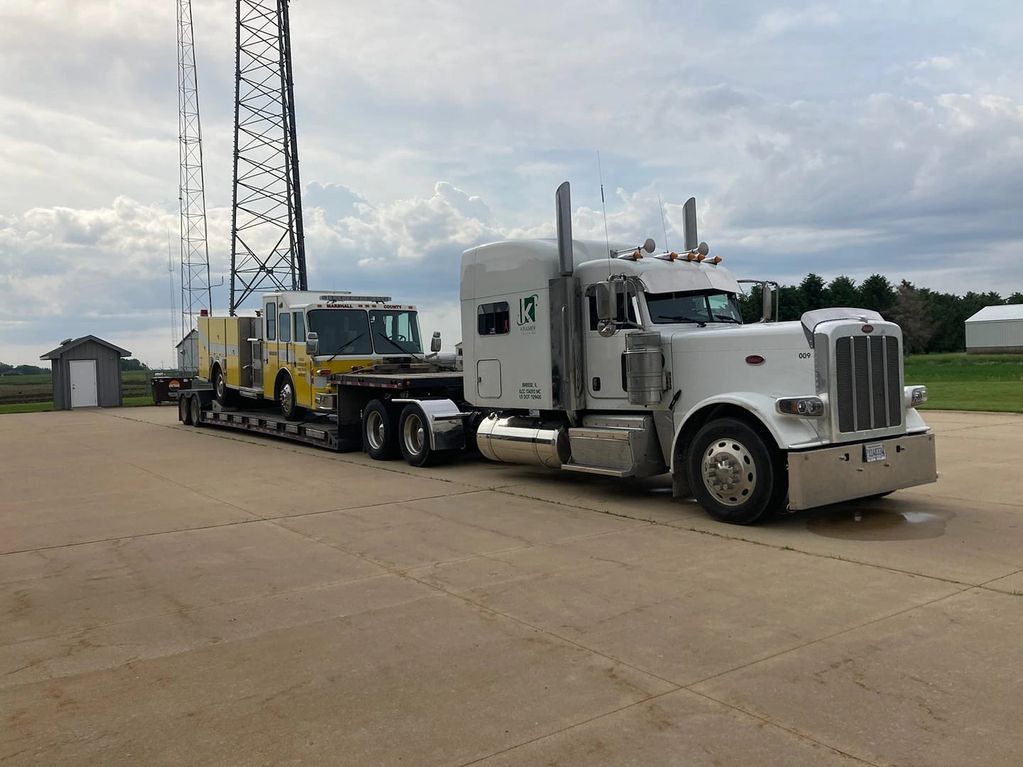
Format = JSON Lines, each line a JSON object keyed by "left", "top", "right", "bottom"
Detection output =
{"left": 179, "top": 394, "right": 192, "bottom": 425}
{"left": 362, "top": 399, "right": 399, "bottom": 460}
{"left": 687, "top": 417, "right": 785, "bottom": 525}
{"left": 213, "top": 366, "right": 237, "bottom": 407}
{"left": 399, "top": 403, "right": 441, "bottom": 467}
{"left": 189, "top": 395, "right": 202, "bottom": 427}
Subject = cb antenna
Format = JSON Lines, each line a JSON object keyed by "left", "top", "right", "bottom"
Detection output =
{"left": 597, "top": 151, "right": 611, "bottom": 277}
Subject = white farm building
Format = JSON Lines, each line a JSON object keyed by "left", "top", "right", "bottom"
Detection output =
{"left": 965, "top": 305, "right": 1023, "bottom": 353}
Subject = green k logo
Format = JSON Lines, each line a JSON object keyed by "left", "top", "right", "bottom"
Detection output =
{"left": 518, "top": 294, "right": 537, "bottom": 326}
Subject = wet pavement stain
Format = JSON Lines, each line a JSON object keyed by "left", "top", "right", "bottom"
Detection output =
{"left": 806, "top": 507, "right": 952, "bottom": 541}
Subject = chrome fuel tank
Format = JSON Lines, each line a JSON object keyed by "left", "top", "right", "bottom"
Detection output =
{"left": 476, "top": 415, "right": 570, "bottom": 469}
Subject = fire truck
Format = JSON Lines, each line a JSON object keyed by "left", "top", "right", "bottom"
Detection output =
{"left": 197, "top": 292, "right": 424, "bottom": 420}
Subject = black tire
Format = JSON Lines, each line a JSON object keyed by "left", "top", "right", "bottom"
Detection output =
{"left": 687, "top": 417, "right": 786, "bottom": 525}
{"left": 213, "top": 366, "right": 237, "bottom": 407}
{"left": 179, "top": 395, "right": 192, "bottom": 425}
{"left": 189, "top": 395, "right": 202, "bottom": 427}
{"left": 362, "top": 399, "right": 399, "bottom": 460}
{"left": 398, "top": 403, "right": 443, "bottom": 467}
{"left": 276, "top": 374, "right": 304, "bottom": 421}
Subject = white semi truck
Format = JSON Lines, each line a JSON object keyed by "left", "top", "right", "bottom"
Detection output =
{"left": 180, "top": 183, "right": 937, "bottom": 524}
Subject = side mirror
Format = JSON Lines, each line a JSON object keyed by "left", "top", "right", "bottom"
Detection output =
{"left": 430, "top": 332, "right": 442, "bottom": 353}
{"left": 306, "top": 331, "right": 319, "bottom": 356}
{"left": 761, "top": 284, "right": 777, "bottom": 323}
{"left": 595, "top": 282, "right": 615, "bottom": 322}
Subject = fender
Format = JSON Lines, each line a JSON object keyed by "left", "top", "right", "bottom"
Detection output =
{"left": 392, "top": 398, "right": 468, "bottom": 451}
{"left": 668, "top": 392, "right": 824, "bottom": 473}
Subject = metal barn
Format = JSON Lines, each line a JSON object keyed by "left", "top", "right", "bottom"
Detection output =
{"left": 40, "top": 336, "right": 131, "bottom": 409}
{"left": 176, "top": 329, "right": 199, "bottom": 373}
{"left": 965, "top": 305, "right": 1023, "bottom": 354}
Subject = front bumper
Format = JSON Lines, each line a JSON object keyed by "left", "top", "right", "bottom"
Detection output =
{"left": 787, "top": 432, "right": 937, "bottom": 511}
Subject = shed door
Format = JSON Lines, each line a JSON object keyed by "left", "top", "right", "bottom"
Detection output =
{"left": 69, "top": 359, "right": 98, "bottom": 407}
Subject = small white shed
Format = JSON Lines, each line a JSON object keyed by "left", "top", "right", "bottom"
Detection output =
{"left": 965, "top": 305, "right": 1023, "bottom": 353}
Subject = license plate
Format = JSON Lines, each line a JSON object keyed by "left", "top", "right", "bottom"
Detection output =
{"left": 864, "top": 443, "right": 887, "bottom": 463}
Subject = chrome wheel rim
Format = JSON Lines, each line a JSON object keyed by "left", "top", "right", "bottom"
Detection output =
{"left": 366, "top": 410, "right": 385, "bottom": 451}
{"left": 701, "top": 438, "right": 757, "bottom": 507}
{"left": 280, "top": 382, "right": 294, "bottom": 414}
{"left": 215, "top": 373, "right": 225, "bottom": 398}
{"left": 403, "top": 413, "right": 425, "bottom": 456}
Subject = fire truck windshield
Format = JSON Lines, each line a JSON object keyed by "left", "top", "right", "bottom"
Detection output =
{"left": 307, "top": 309, "right": 373, "bottom": 355}
{"left": 369, "top": 310, "right": 422, "bottom": 354}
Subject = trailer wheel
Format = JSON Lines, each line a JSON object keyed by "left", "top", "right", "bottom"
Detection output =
{"left": 189, "top": 395, "right": 202, "bottom": 427}
{"left": 362, "top": 399, "right": 399, "bottom": 460}
{"left": 399, "top": 403, "right": 441, "bottom": 467}
{"left": 687, "top": 417, "right": 785, "bottom": 525}
{"left": 277, "top": 374, "right": 304, "bottom": 421}
{"left": 179, "top": 394, "right": 193, "bottom": 425}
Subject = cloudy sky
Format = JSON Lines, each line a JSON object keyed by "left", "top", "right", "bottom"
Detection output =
{"left": 1, "top": 1, "right": 1021, "bottom": 366}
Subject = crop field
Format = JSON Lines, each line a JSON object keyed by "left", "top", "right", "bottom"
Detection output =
{"left": 0, "top": 371, "right": 151, "bottom": 414}
{"left": 905, "top": 353, "right": 1023, "bottom": 413}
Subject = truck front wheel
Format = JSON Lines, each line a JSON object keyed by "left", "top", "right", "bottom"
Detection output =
{"left": 277, "top": 375, "right": 304, "bottom": 421}
{"left": 687, "top": 418, "right": 785, "bottom": 525}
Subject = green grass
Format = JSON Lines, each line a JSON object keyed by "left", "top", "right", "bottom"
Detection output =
{"left": 0, "top": 395, "right": 154, "bottom": 415}
{"left": 904, "top": 353, "right": 1023, "bottom": 413}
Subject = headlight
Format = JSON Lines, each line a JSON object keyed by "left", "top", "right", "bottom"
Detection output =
{"left": 904, "top": 385, "right": 928, "bottom": 407}
{"left": 776, "top": 396, "right": 825, "bottom": 417}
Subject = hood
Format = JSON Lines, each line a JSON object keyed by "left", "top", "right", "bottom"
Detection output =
{"left": 665, "top": 320, "right": 811, "bottom": 353}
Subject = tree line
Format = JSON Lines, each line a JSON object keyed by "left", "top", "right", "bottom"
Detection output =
{"left": 0, "top": 358, "right": 150, "bottom": 376}
{"left": 738, "top": 274, "right": 1023, "bottom": 355}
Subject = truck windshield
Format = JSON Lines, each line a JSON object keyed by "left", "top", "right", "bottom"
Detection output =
{"left": 646, "top": 290, "right": 743, "bottom": 325}
{"left": 369, "top": 309, "right": 422, "bottom": 354}
{"left": 307, "top": 309, "right": 373, "bottom": 355}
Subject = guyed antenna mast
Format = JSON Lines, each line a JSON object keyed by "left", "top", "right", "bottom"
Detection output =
{"left": 176, "top": 0, "right": 213, "bottom": 331}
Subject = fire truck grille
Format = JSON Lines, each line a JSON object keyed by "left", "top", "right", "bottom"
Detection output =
{"left": 835, "top": 335, "right": 901, "bottom": 433}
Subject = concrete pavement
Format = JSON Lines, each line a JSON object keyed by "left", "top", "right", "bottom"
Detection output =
{"left": 1, "top": 407, "right": 1021, "bottom": 766}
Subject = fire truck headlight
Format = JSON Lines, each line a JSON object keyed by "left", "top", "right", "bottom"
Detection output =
{"left": 904, "top": 385, "right": 928, "bottom": 408}
{"left": 776, "top": 396, "right": 825, "bottom": 417}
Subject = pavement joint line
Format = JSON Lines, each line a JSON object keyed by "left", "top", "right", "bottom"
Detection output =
{"left": 266, "top": 517, "right": 685, "bottom": 690}
{"left": 0, "top": 489, "right": 481, "bottom": 558}
{"left": 0, "top": 570, "right": 401, "bottom": 651}
{"left": 491, "top": 485, "right": 1021, "bottom": 593}
{"left": 455, "top": 686, "right": 879, "bottom": 767}
{"left": 682, "top": 583, "right": 973, "bottom": 693}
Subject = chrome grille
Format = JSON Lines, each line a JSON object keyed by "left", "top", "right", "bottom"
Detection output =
{"left": 835, "top": 335, "right": 901, "bottom": 432}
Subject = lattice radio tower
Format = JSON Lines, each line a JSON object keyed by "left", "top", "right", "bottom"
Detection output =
{"left": 229, "top": 0, "right": 307, "bottom": 314}
{"left": 176, "top": 0, "right": 213, "bottom": 334}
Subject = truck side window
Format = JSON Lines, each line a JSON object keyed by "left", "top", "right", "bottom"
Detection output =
{"left": 279, "top": 312, "right": 292, "bottom": 343}
{"left": 477, "top": 302, "right": 509, "bottom": 335}
{"left": 294, "top": 312, "right": 305, "bottom": 343}
{"left": 266, "top": 302, "right": 277, "bottom": 341}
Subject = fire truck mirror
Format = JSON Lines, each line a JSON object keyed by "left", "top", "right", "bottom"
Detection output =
{"left": 430, "top": 332, "right": 442, "bottom": 353}
{"left": 306, "top": 331, "right": 319, "bottom": 356}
